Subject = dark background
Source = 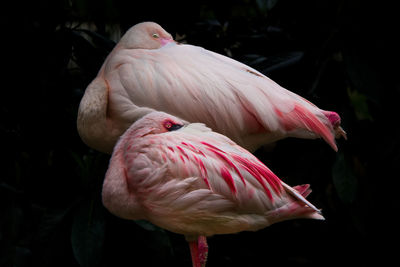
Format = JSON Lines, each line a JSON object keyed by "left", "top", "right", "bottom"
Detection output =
{"left": 1, "top": 0, "right": 398, "bottom": 266}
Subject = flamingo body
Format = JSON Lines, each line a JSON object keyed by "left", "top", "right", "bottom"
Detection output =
{"left": 102, "top": 112, "right": 324, "bottom": 266}
{"left": 77, "top": 22, "right": 346, "bottom": 154}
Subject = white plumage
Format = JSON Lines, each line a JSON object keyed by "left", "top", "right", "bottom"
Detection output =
{"left": 102, "top": 112, "right": 324, "bottom": 238}
{"left": 77, "top": 22, "right": 345, "bottom": 154}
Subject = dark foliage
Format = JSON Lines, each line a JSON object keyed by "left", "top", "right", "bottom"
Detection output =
{"left": 1, "top": 0, "right": 398, "bottom": 266}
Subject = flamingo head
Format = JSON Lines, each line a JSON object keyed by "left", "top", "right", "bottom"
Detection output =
{"left": 124, "top": 112, "right": 187, "bottom": 139}
{"left": 119, "top": 22, "right": 174, "bottom": 50}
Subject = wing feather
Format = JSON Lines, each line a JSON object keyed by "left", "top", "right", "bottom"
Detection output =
{"left": 104, "top": 43, "right": 336, "bottom": 151}
{"left": 124, "top": 125, "right": 290, "bottom": 216}
{"left": 109, "top": 116, "right": 324, "bottom": 235}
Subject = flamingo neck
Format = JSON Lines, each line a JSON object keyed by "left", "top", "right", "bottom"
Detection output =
{"left": 77, "top": 75, "right": 115, "bottom": 154}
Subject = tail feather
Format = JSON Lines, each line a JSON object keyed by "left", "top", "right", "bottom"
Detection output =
{"left": 293, "top": 184, "right": 311, "bottom": 198}
{"left": 281, "top": 182, "right": 321, "bottom": 213}
{"left": 266, "top": 182, "right": 324, "bottom": 225}
{"left": 276, "top": 104, "right": 337, "bottom": 151}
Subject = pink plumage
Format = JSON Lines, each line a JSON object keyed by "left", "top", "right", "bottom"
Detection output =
{"left": 77, "top": 22, "right": 346, "bottom": 154}
{"left": 102, "top": 111, "right": 324, "bottom": 267}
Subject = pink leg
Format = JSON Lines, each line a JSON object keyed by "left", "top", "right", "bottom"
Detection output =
{"left": 188, "top": 236, "right": 208, "bottom": 267}
{"left": 198, "top": 236, "right": 208, "bottom": 267}
{"left": 189, "top": 239, "right": 201, "bottom": 267}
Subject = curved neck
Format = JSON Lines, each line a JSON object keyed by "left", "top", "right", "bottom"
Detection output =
{"left": 77, "top": 75, "right": 115, "bottom": 153}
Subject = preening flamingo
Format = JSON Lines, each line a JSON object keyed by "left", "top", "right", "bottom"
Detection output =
{"left": 77, "top": 22, "right": 346, "bottom": 154}
{"left": 102, "top": 111, "right": 325, "bottom": 267}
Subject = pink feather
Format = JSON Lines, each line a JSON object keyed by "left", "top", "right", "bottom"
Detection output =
{"left": 77, "top": 22, "right": 346, "bottom": 154}
{"left": 102, "top": 111, "right": 324, "bottom": 266}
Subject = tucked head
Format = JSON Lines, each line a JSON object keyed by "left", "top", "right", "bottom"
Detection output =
{"left": 124, "top": 112, "right": 187, "bottom": 139}
{"left": 119, "top": 22, "right": 174, "bottom": 50}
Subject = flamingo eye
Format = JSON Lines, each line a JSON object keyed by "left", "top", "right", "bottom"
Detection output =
{"left": 163, "top": 120, "right": 183, "bottom": 131}
{"left": 152, "top": 33, "right": 160, "bottom": 38}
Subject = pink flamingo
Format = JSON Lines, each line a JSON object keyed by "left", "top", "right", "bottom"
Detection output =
{"left": 102, "top": 111, "right": 325, "bottom": 267}
{"left": 77, "top": 22, "right": 346, "bottom": 154}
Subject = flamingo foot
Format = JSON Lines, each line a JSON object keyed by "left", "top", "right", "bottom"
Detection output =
{"left": 188, "top": 236, "right": 208, "bottom": 267}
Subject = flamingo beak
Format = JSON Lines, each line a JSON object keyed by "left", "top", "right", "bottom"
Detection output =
{"left": 160, "top": 37, "right": 175, "bottom": 46}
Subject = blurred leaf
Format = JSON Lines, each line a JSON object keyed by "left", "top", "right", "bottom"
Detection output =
{"left": 134, "top": 220, "right": 173, "bottom": 256}
{"left": 243, "top": 54, "right": 268, "bottom": 65}
{"left": 343, "top": 43, "right": 382, "bottom": 106}
{"left": 74, "top": 0, "right": 89, "bottom": 17}
{"left": 78, "top": 29, "right": 116, "bottom": 54}
{"left": 256, "top": 0, "right": 279, "bottom": 11}
{"left": 71, "top": 196, "right": 105, "bottom": 267}
{"left": 144, "top": 229, "right": 174, "bottom": 259}
{"left": 69, "top": 150, "right": 109, "bottom": 188}
{"left": 13, "top": 246, "right": 32, "bottom": 267}
{"left": 332, "top": 152, "right": 358, "bottom": 204}
{"left": 36, "top": 205, "right": 74, "bottom": 242}
{"left": 134, "top": 220, "right": 162, "bottom": 232}
{"left": 347, "top": 87, "right": 373, "bottom": 121}
{"left": 70, "top": 31, "right": 105, "bottom": 77}
{"left": 242, "top": 51, "right": 303, "bottom": 74}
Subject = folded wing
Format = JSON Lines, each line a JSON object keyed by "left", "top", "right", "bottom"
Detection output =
{"left": 105, "top": 43, "right": 337, "bottom": 151}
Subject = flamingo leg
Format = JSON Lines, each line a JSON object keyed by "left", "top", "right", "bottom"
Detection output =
{"left": 198, "top": 236, "right": 208, "bottom": 267}
{"left": 188, "top": 236, "right": 208, "bottom": 267}
{"left": 189, "top": 239, "right": 201, "bottom": 267}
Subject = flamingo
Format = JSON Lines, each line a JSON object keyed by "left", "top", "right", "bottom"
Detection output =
{"left": 77, "top": 22, "right": 346, "bottom": 154}
{"left": 102, "top": 111, "right": 325, "bottom": 267}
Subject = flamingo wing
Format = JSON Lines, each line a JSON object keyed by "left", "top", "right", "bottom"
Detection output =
{"left": 119, "top": 122, "right": 322, "bottom": 236}
{"left": 104, "top": 43, "right": 337, "bottom": 151}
